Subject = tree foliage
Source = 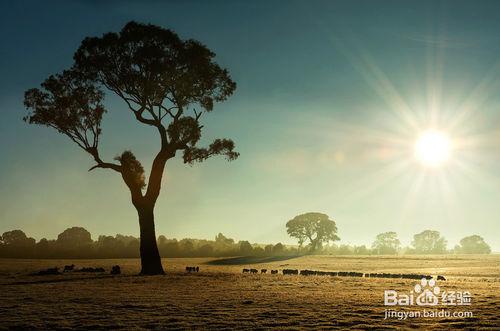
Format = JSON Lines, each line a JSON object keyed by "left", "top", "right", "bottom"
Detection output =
{"left": 57, "top": 227, "right": 93, "bottom": 247}
{"left": 286, "top": 212, "right": 340, "bottom": 252}
{"left": 371, "top": 231, "right": 401, "bottom": 254}
{"left": 411, "top": 230, "right": 447, "bottom": 254}
{"left": 455, "top": 235, "right": 491, "bottom": 254}
{"left": 24, "top": 70, "right": 105, "bottom": 152}
{"left": 24, "top": 21, "right": 239, "bottom": 200}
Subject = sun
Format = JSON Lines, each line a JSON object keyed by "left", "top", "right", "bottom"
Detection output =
{"left": 414, "top": 130, "right": 452, "bottom": 168}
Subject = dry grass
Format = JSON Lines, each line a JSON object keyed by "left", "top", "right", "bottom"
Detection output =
{"left": 0, "top": 255, "right": 498, "bottom": 329}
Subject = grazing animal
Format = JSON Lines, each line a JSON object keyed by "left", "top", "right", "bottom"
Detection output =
{"left": 300, "top": 269, "right": 317, "bottom": 276}
{"left": 282, "top": 269, "right": 298, "bottom": 275}
{"left": 437, "top": 275, "right": 446, "bottom": 281}
{"left": 63, "top": 264, "right": 75, "bottom": 272}
{"left": 271, "top": 270, "right": 278, "bottom": 274}
{"left": 242, "top": 268, "right": 250, "bottom": 273}
{"left": 261, "top": 269, "right": 267, "bottom": 274}
{"left": 111, "top": 265, "right": 121, "bottom": 275}
{"left": 250, "top": 269, "right": 258, "bottom": 274}
{"left": 196, "top": 266, "right": 199, "bottom": 272}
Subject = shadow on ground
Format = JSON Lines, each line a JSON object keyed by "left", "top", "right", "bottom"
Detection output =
{"left": 206, "top": 255, "right": 299, "bottom": 265}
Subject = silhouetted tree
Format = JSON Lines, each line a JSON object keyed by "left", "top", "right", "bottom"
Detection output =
{"left": 253, "top": 246, "right": 265, "bottom": 256}
{"left": 272, "top": 242, "right": 285, "bottom": 255}
{"left": 196, "top": 243, "right": 214, "bottom": 257}
{"left": 97, "top": 235, "right": 127, "bottom": 258}
{"left": 57, "top": 227, "right": 93, "bottom": 247}
{"left": 238, "top": 240, "right": 253, "bottom": 255}
{"left": 264, "top": 244, "right": 273, "bottom": 255}
{"left": 179, "top": 239, "right": 195, "bottom": 257}
{"left": 215, "top": 233, "right": 234, "bottom": 245}
{"left": 372, "top": 231, "right": 400, "bottom": 254}
{"left": 35, "top": 238, "right": 52, "bottom": 258}
{"left": 157, "top": 235, "right": 167, "bottom": 246}
{"left": 354, "top": 245, "right": 370, "bottom": 255}
{"left": 412, "top": 230, "right": 447, "bottom": 254}
{"left": 286, "top": 212, "right": 340, "bottom": 252}
{"left": 1, "top": 230, "right": 36, "bottom": 247}
{"left": 455, "top": 235, "right": 491, "bottom": 254}
{"left": 0, "top": 230, "right": 36, "bottom": 258}
{"left": 23, "top": 22, "right": 238, "bottom": 274}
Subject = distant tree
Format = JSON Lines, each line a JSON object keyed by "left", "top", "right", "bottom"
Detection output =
{"left": 97, "top": 235, "right": 125, "bottom": 257}
{"left": 372, "top": 231, "right": 401, "bottom": 254}
{"left": 337, "top": 244, "right": 353, "bottom": 255}
{"left": 215, "top": 233, "right": 235, "bottom": 246}
{"left": 412, "top": 230, "right": 447, "bottom": 254}
{"left": 262, "top": 244, "right": 272, "bottom": 256}
{"left": 272, "top": 242, "right": 285, "bottom": 255}
{"left": 35, "top": 238, "right": 51, "bottom": 258}
{"left": 196, "top": 243, "right": 214, "bottom": 257}
{"left": 57, "top": 227, "right": 93, "bottom": 248}
{"left": 157, "top": 235, "right": 167, "bottom": 246}
{"left": 23, "top": 21, "right": 238, "bottom": 274}
{"left": 455, "top": 235, "right": 491, "bottom": 254}
{"left": 179, "top": 239, "right": 195, "bottom": 256}
{"left": 0, "top": 230, "right": 36, "bottom": 258}
{"left": 286, "top": 212, "right": 340, "bottom": 252}
{"left": 1, "top": 230, "right": 36, "bottom": 247}
{"left": 238, "top": 240, "right": 253, "bottom": 255}
{"left": 253, "top": 246, "right": 265, "bottom": 256}
{"left": 354, "top": 245, "right": 370, "bottom": 255}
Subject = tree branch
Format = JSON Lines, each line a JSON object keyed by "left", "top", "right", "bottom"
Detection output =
{"left": 86, "top": 147, "right": 122, "bottom": 173}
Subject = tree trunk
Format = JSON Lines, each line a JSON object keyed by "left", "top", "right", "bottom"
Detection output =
{"left": 137, "top": 205, "right": 164, "bottom": 275}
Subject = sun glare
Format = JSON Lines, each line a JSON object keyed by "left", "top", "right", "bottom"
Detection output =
{"left": 414, "top": 131, "right": 452, "bottom": 168}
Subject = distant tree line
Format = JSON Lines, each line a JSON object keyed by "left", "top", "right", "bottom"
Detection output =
{"left": 0, "top": 226, "right": 492, "bottom": 259}
{"left": 285, "top": 212, "right": 492, "bottom": 255}
{"left": 317, "top": 231, "right": 491, "bottom": 255}
{"left": 0, "top": 228, "right": 298, "bottom": 259}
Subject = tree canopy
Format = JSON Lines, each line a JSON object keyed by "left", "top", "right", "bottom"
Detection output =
{"left": 371, "top": 231, "right": 400, "bottom": 254}
{"left": 57, "top": 227, "right": 93, "bottom": 248}
{"left": 455, "top": 235, "right": 491, "bottom": 254}
{"left": 411, "top": 230, "right": 447, "bottom": 254}
{"left": 286, "top": 212, "right": 340, "bottom": 252}
{"left": 24, "top": 22, "right": 239, "bottom": 181}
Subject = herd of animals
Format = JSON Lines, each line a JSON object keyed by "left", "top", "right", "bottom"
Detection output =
{"left": 33, "top": 264, "right": 121, "bottom": 276}
{"left": 32, "top": 264, "right": 446, "bottom": 281}
{"left": 185, "top": 266, "right": 200, "bottom": 272}
{"left": 241, "top": 268, "right": 446, "bottom": 280}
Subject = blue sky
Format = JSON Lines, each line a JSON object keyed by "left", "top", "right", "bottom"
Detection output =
{"left": 1, "top": 0, "right": 499, "bottom": 250}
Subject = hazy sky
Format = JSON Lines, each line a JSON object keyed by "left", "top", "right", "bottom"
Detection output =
{"left": 1, "top": 0, "right": 500, "bottom": 250}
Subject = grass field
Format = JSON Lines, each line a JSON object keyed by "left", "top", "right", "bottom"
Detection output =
{"left": 0, "top": 255, "right": 498, "bottom": 329}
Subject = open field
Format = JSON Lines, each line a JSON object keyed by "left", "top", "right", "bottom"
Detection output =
{"left": 0, "top": 255, "right": 499, "bottom": 329}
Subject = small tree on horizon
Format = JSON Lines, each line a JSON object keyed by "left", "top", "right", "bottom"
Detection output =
{"left": 411, "top": 230, "right": 447, "bottom": 254}
{"left": 286, "top": 212, "right": 340, "bottom": 253}
{"left": 455, "top": 235, "right": 491, "bottom": 254}
{"left": 371, "top": 231, "right": 401, "bottom": 255}
{"left": 23, "top": 21, "right": 238, "bottom": 275}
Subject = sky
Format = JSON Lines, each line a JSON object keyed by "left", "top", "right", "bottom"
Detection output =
{"left": 1, "top": 0, "right": 499, "bottom": 250}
